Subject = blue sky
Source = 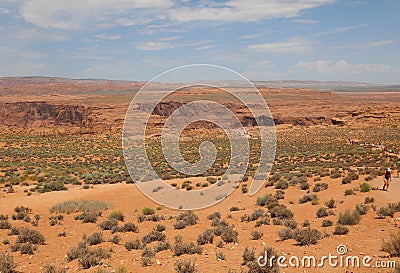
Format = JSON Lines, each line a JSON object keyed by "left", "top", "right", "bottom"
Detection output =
{"left": 0, "top": 0, "right": 399, "bottom": 83}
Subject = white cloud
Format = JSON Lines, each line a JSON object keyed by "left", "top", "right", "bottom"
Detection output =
{"left": 288, "top": 59, "right": 392, "bottom": 75}
{"left": 136, "top": 39, "right": 213, "bottom": 51}
{"left": 314, "top": 24, "right": 368, "bottom": 36}
{"left": 248, "top": 36, "right": 313, "bottom": 53}
{"left": 136, "top": 41, "right": 177, "bottom": 51}
{"left": 367, "top": 40, "right": 393, "bottom": 48}
{"left": 169, "top": 0, "right": 335, "bottom": 23}
{"left": 0, "top": 8, "right": 11, "bottom": 14}
{"left": 19, "top": 0, "right": 335, "bottom": 30}
{"left": 240, "top": 33, "right": 264, "bottom": 40}
{"left": 290, "top": 19, "right": 317, "bottom": 24}
{"left": 20, "top": 0, "right": 174, "bottom": 30}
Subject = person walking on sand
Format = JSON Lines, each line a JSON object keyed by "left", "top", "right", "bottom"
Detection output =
{"left": 383, "top": 168, "right": 392, "bottom": 191}
{"left": 397, "top": 160, "right": 400, "bottom": 178}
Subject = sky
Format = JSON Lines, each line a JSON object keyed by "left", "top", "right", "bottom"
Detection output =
{"left": 0, "top": 0, "right": 399, "bottom": 84}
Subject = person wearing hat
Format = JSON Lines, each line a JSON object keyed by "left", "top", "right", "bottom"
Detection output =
{"left": 383, "top": 168, "right": 392, "bottom": 191}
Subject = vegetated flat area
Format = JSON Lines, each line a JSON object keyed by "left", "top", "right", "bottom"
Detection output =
{"left": 0, "top": 77, "right": 400, "bottom": 273}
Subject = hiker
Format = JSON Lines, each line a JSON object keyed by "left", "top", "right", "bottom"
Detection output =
{"left": 383, "top": 168, "right": 392, "bottom": 191}
{"left": 397, "top": 160, "right": 400, "bottom": 178}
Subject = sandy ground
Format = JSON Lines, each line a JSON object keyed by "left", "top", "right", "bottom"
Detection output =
{"left": 1, "top": 174, "right": 399, "bottom": 273}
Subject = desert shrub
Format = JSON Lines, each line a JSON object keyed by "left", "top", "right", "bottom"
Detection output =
{"left": 197, "top": 229, "right": 214, "bottom": 245}
{"left": 174, "top": 259, "right": 196, "bottom": 273}
{"left": 365, "top": 196, "right": 375, "bottom": 204}
{"left": 142, "top": 207, "right": 155, "bottom": 216}
{"left": 16, "top": 227, "right": 45, "bottom": 245}
{"left": 378, "top": 207, "right": 396, "bottom": 218}
{"left": 292, "top": 228, "right": 322, "bottom": 246}
{"left": 278, "top": 228, "right": 293, "bottom": 241}
{"left": 141, "top": 246, "right": 154, "bottom": 267}
{"left": 110, "top": 235, "right": 121, "bottom": 245}
{"left": 256, "top": 194, "right": 277, "bottom": 208}
{"left": 142, "top": 230, "right": 165, "bottom": 244}
{"left": 174, "top": 211, "right": 199, "bottom": 229}
{"left": 36, "top": 182, "right": 67, "bottom": 193}
{"left": 216, "top": 252, "right": 225, "bottom": 260}
{"left": 300, "top": 182, "right": 310, "bottom": 190}
{"left": 207, "top": 212, "right": 221, "bottom": 220}
{"left": 269, "top": 205, "right": 293, "bottom": 220}
{"left": 341, "top": 176, "right": 352, "bottom": 184}
{"left": 275, "top": 180, "right": 288, "bottom": 190}
{"left": 216, "top": 240, "right": 224, "bottom": 248}
{"left": 255, "top": 217, "right": 270, "bottom": 227}
{"left": 0, "top": 254, "right": 16, "bottom": 273}
{"left": 74, "top": 212, "right": 99, "bottom": 223}
{"left": 137, "top": 214, "right": 165, "bottom": 223}
{"left": 272, "top": 218, "right": 282, "bottom": 226}
{"left": 333, "top": 225, "right": 349, "bottom": 235}
{"left": 250, "top": 230, "right": 263, "bottom": 240}
{"left": 125, "top": 239, "right": 141, "bottom": 251}
{"left": 66, "top": 243, "right": 110, "bottom": 269}
{"left": 322, "top": 219, "right": 333, "bottom": 227}
{"left": 299, "top": 194, "right": 317, "bottom": 204}
{"left": 121, "top": 222, "right": 139, "bottom": 233}
{"left": 325, "top": 198, "right": 336, "bottom": 209}
{"left": 154, "top": 224, "right": 165, "bottom": 232}
{"left": 284, "top": 219, "right": 298, "bottom": 229}
{"left": 41, "top": 265, "right": 68, "bottom": 273}
{"left": 0, "top": 220, "right": 12, "bottom": 230}
{"left": 99, "top": 219, "right": 118, "bottom": 230}
{"left": 381, "top": 232, "right": 400, "bottom": 257}
{"left": 49, "top": 215, "right": 63, "bottom": 226}
{"left": 50, "top": 200, "right": 111, "bottom": 214}
{"left": 247, "top": 247, "right": 279, "bottom": 273}
{"left": 154, "top": 241, "right": 171, "bottom": 253}
{"left": 173, "top": 236, "right": 202, "bottom": 256}
{"left": 13, "top": 242, "right": 36, "bottom": 255}
{"left": 84, "top": 232, "right": 103, "bottom": 246}
{"left": 316, "top": 207, "right": 329, "bottom": 218}
{"left": 355, "top": 204, "right": 369, "bottom": 215}
{"left": 220, "top": 225, "right": 239, "bottom": 243}
{"left": 302, "top": 220, "right": 311, "bottom": 227}
{"left": 241, "top": 209, "right": 265, "bottom": 222}
{"left": 0, "top": 215, "right": 8, "bottom": 221}
{"left": 337, "top": 209, "right": 360, "bottom": 225}
{"left": 230, "top": 206, "right": 240, "bottom": 212}
{"left": 109, "top": 211, "right": 124, "bottom": 222}
{"left": 344, "top": 189, "right": 355, "bottom": 196}
{"left": 360, "top": 182, "right": 371, "bottom": 193}
{"left": 242, "top": 247, "right": 255, "bottom": 265}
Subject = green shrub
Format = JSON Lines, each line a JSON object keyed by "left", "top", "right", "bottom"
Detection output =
{"left": 142, "top": 207, "right": 155, "bottom": 216}
{"left": 299, "top": 194, "right": 317, "bottom": 204}
{"left": 337, "top": 209, "right": 360, "bottom": 225}
{"left": 360, "top": 182, "right": 371, "bottom": 193}
{"left": 109, "top": 211, "right": 124, "bottom": 222}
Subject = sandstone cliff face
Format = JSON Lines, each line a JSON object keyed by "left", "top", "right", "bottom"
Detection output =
{"left": 0, "top": 102, "right": 92, "bottom": 128}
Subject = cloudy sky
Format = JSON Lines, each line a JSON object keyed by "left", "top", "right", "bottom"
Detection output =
{"left": 0, "top": 0, "right": 399, "bottom": 83}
